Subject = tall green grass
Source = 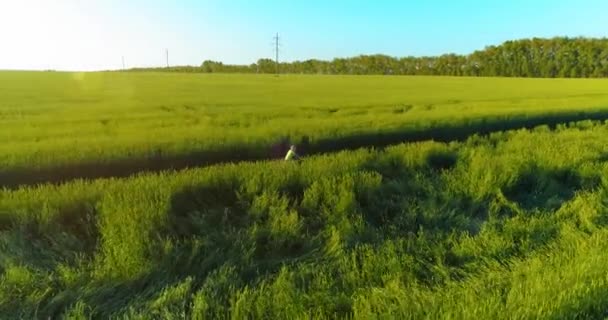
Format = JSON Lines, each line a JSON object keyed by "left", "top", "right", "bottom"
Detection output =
{"left": 3, "top": 120, "right": 608, "bottom": 318}
{"left": 2, "top": 72, "right": 608, "bottom": 187}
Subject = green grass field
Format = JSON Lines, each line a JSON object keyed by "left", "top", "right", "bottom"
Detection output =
{"left": 3, "top": 72, "right": 608, "bottom": 187}
{"left": 3, "top": 72, "right": 608, "bottom": 318}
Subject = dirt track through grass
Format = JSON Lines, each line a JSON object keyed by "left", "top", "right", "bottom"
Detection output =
{"left": 2, "top": 110, "right": 608, "bottom": 189}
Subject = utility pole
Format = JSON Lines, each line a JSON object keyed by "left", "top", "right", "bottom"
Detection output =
{"left": 165, "top": 48, "right": 169, "bottom": 68}
{"left": 273, "top": 33, "right": 280, "bottom": 75}
{"left": 122, "top": 56, "right": 125, "bottom": 70}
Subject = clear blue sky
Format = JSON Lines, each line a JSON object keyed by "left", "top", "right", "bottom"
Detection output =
{"left": 1, "top": 0, "right": 607, "bottom": 71}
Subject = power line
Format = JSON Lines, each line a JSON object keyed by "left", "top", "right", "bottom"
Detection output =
{"left": 273, "top": 33, "right": 280, "bottom": 75}
{"left": 165, "top": 49, "right": 169, "bottom": 68}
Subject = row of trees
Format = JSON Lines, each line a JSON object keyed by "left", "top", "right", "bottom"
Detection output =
{"left": 130, "top": 37, "right": 608, "bottom": 78}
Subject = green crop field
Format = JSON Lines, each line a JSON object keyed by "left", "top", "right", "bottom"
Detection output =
{"left": 2, "top": 71, "right": 608, "bottom": 187}
{"left": 3, "top": 72, "right": 608, "bottom": 318}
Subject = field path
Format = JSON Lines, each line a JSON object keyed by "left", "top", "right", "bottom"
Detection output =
{"left": 2, "top": 110, "right": 608, "bottom": 189}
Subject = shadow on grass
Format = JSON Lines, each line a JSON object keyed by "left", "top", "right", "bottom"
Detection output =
{"left": 165, "top": 182, "right": 314, "bottom": 273}
{"left": 2, "top": 110, "right": 608, "bottom": 189}
{"left": 0, "top": 201, "right": 99, "bottom": 272}
{"left": 503, "top": 165, "right": 600, "bottom": 212}
{"left": 426, "top": 149, "right": 458, "bottom": 170}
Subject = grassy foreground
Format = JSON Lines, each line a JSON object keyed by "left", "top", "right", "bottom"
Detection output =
{"left": 2, "top": 120, "right": 608, "bottom": 318}
{"left": 3, "top": 72, "right": 608, "bottom": 187}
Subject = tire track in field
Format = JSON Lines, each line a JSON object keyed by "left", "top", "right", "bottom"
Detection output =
{"left": 2, "top": 110, "right": 608, "bottom": 189}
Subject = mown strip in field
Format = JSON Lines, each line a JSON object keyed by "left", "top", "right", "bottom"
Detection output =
{"left": 1, "top": 109, "right": 608, "bottom": 189}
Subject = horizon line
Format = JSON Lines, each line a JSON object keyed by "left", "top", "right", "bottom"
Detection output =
{"left": 2, "top": 35, "right": 606, "bottom": 73}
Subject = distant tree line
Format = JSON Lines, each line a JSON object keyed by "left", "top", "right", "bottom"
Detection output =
{"left": 128, "top": 37, "right": 608, "bottom": 78}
